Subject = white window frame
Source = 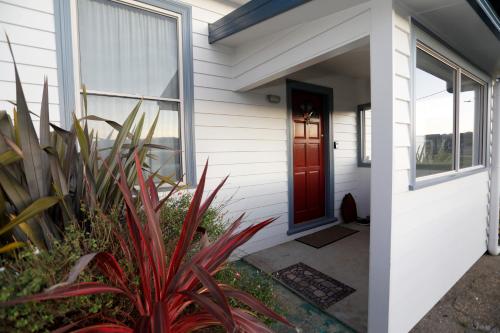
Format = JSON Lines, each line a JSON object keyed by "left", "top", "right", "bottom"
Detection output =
{"left": 410, "top": 25, "right": 490, "bottom": 190}
{"left": 69, "top": 0, "right": 187, "bottom": 184}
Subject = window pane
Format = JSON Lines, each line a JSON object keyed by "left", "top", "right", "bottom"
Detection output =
{"left": 459, "top": 74, "right": 483, "bottom": 168}
{"left": 362, "top": 108, "right": 371, "bottom": 163}
{"left": 83, "top": 95, "right": 182, "bottom": 181}
{"left": 78, "top": 0, "right": 179, "bottom": 98}
{"left": 415, "top": 49, "right": 455, "bottom": 177}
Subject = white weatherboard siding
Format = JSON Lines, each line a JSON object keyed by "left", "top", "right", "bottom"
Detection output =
{"left": 187, "top": 0, "right": 290, "bottom": 254}
{"left": 189, "top": 1, "right": 372, "bottom": 255}
{"left": 387, "top": 12, "right": 489, "bottom": 333}
{"left": 232, "top": 2, "right": 371, "bottom": 91}
{"left": 0, "top": 0, "right": 60, "bottom": 126}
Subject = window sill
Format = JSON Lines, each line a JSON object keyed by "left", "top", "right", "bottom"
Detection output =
{"left": 409, "top": 166, "right": 488, "bottom": 191}
{"left": 358, "top": 162, "right": 371, "bottom": 168}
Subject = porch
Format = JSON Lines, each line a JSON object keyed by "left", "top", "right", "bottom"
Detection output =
{"left": 244, "top": 223, "right": 369, "bottom": 332}
{"left": 207, "top": 0, "right": 500, "bottom": 332}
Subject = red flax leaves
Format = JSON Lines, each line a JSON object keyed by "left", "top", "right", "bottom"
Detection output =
{"left": 1, "top": 150, "right": 295, "bottom": 332}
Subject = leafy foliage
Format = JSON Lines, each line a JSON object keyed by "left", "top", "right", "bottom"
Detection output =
{"left": 0, "top": 37, "right": 72, "bottom": 251}
{"left": 0, "top": 220, "right": 132, "bottom": 333}
{"left": 0, "top": 36, "right": 174, "bottom": 251}
{"left": 0, "top": 201, "right": 281, "bottom": 333}
{"left": 216, "top": 262, "right": 282, "bottom": 328}
{"left": 1, "top": 153, "right": 294, "bottom": 332}
{"left": 159, "top": 192, "right": 226, "bottom": 253}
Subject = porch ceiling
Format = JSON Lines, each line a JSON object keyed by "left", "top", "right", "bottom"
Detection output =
{"left": 309, "top": 43, "right": 370, "bottom": 79}
{"left": 398, "top": 0, "right": 500, "bottom": 77}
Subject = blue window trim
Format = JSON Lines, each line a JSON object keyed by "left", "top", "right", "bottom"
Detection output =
{"left": 286, "top": 80, "right": 337, "bottom": 235}
{"left": 53, "top": 0, "right": 196, "bottom": 186}
{"left": 54, "top": 0, "right": 75, "bottom": 129}
{"left": 208, "top": 0, "right": 311, "bottom": 44}
{"left": 357, "top": 103, "right": 371, "bottom": 168}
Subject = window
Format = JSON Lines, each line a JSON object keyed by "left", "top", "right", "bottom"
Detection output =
{"left": 357, "top": 103, "right": 371, "bottom": 166}
{"left": 73, "top": 0, "right": 193, "bottom": 183}
{"left": 459, "top": 74, "right": 484, "bottom": 168}
{"left": 415, "top": 43, "right": 486, "bottom": 180}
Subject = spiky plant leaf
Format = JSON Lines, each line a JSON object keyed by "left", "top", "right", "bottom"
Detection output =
{"left": 0, "top": 196, "right": 59, "bottom": 236}
{"left": 1, "top": 153, "right": 294, "bottom": 332}
{"left": 0, "top": 241, "right": 24, "bottom": 253}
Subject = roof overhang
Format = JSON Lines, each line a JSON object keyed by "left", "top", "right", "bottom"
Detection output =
{"left": 208, "top": 0, "right": 311, "bottom": 44}
{"left": 210, "top": 0, "right": 499, "bottom": 79}
{"left": 208, "top": 0, "right": 369, "bottom": 46}
{"left": 467, "top": 0, "right": 500, "bottom": 40}
{"left": 398, "top": 0, "right": 500, "bottom": 78}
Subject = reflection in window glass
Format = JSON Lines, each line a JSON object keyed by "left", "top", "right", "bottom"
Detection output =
{"left": 459, "top": 74, "right": 483, "bottom": 168}
{"left": 84, "top": 96, "right": 182, "bottom": 181}
{"left": 361, "top": 107, "right": 371, "bottom": 163}
{"left": 415, "top": 49, "right": 455, "bottom": 177}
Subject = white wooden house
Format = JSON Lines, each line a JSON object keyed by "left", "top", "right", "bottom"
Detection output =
{"left": 1, "top": 0, "right": 499, "bottom": 331}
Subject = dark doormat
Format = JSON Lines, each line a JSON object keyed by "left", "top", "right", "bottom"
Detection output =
{"left": 295, "top": 225, "right": 358, "bottom": 248}
{"left": 273, "top": 262, "right": 355, "bottom": 309}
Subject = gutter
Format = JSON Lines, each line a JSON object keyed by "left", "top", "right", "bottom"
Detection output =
{"left": 489, "top": 80, "right": 500, "bottom": 255}
{"left": 467, "top": 0, "right": 500, "bottom": 41}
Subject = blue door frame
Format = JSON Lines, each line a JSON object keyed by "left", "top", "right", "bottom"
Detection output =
{"left": 286, "top": 80, "right": 338, "bottom": 235}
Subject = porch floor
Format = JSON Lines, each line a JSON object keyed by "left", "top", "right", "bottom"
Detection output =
{"left": 244, "top": 223, "right": 369, "bottom": 333}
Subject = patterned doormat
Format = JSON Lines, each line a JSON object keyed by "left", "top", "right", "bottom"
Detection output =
{"left": 273, "top": 262, "right": 355, "bottom": 309}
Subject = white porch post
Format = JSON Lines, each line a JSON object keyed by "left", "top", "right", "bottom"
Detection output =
{"left": 368, "top": 0, "right": 395, "bottom": 332}
{"left": 489, "top": 80, "right": 500, "bottom": 255}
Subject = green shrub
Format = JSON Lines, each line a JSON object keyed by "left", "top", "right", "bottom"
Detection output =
{"left": 0, "top": 220, "right": 132, "bottom": 333}
{"left": 1, "top": 197, "right": 282, "bottom": 332}
{"left": 159, "top": 191, "right": 226, "bottom": 251}
{"left": 218, "top": 262, "right": 282, "bottom": 322}
{"left": 160, "top": 193, "right": 282, "bottom": 328}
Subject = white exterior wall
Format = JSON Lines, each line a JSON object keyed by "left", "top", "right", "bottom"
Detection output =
{"left": 185, "top": 0, "right": 290, "bottom": 254}
{"left": 0, "top": 0, "right": 60, "bottom": 126}
{"left": 2, "top": 1, "right": 492, "bottom": 331}
{"left": 387, "top": 11, "right": 489, "bottom": 333}
{"left": 188, "top": 0, "right": 372, "bottom": 255}
{"left": 232, "top": 2, "right": 371, "bottom": 91}
{"left": 367, "top": 1, "right": 394, "bottom": 331}
{"left": 0, "top": 0, "right": 342, "bottom": 255}
{"left": 0, "top": 0, "right": 372, "bottom": 255}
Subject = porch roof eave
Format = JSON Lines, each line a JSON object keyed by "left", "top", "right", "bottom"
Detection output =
{"left": 208, "top": 0, "right": 311, "bottom": 44}
{"left": 466, "top": 0, "right": 500, "bottom": 41}
{"left": 400, "top": 0, "right": 500, "bottom": 78}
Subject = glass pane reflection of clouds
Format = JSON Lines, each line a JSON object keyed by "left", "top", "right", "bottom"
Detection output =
{"left": 415, "top": 49, "right": 454, "bottom": 177}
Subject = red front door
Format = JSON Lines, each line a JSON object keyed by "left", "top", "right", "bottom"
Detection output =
{"left": 292, "top": 90, "right": 325, "bottom": 224}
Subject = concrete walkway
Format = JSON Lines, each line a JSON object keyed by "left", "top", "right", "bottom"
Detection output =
{"left": 245, "top": 223, "right": 369, "bottom": 332}
{"left": 412, "top": 255, "right": 500, "bottom": 333}
{"left": 245, "top": 223, "right": 500, "bottom": 333}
